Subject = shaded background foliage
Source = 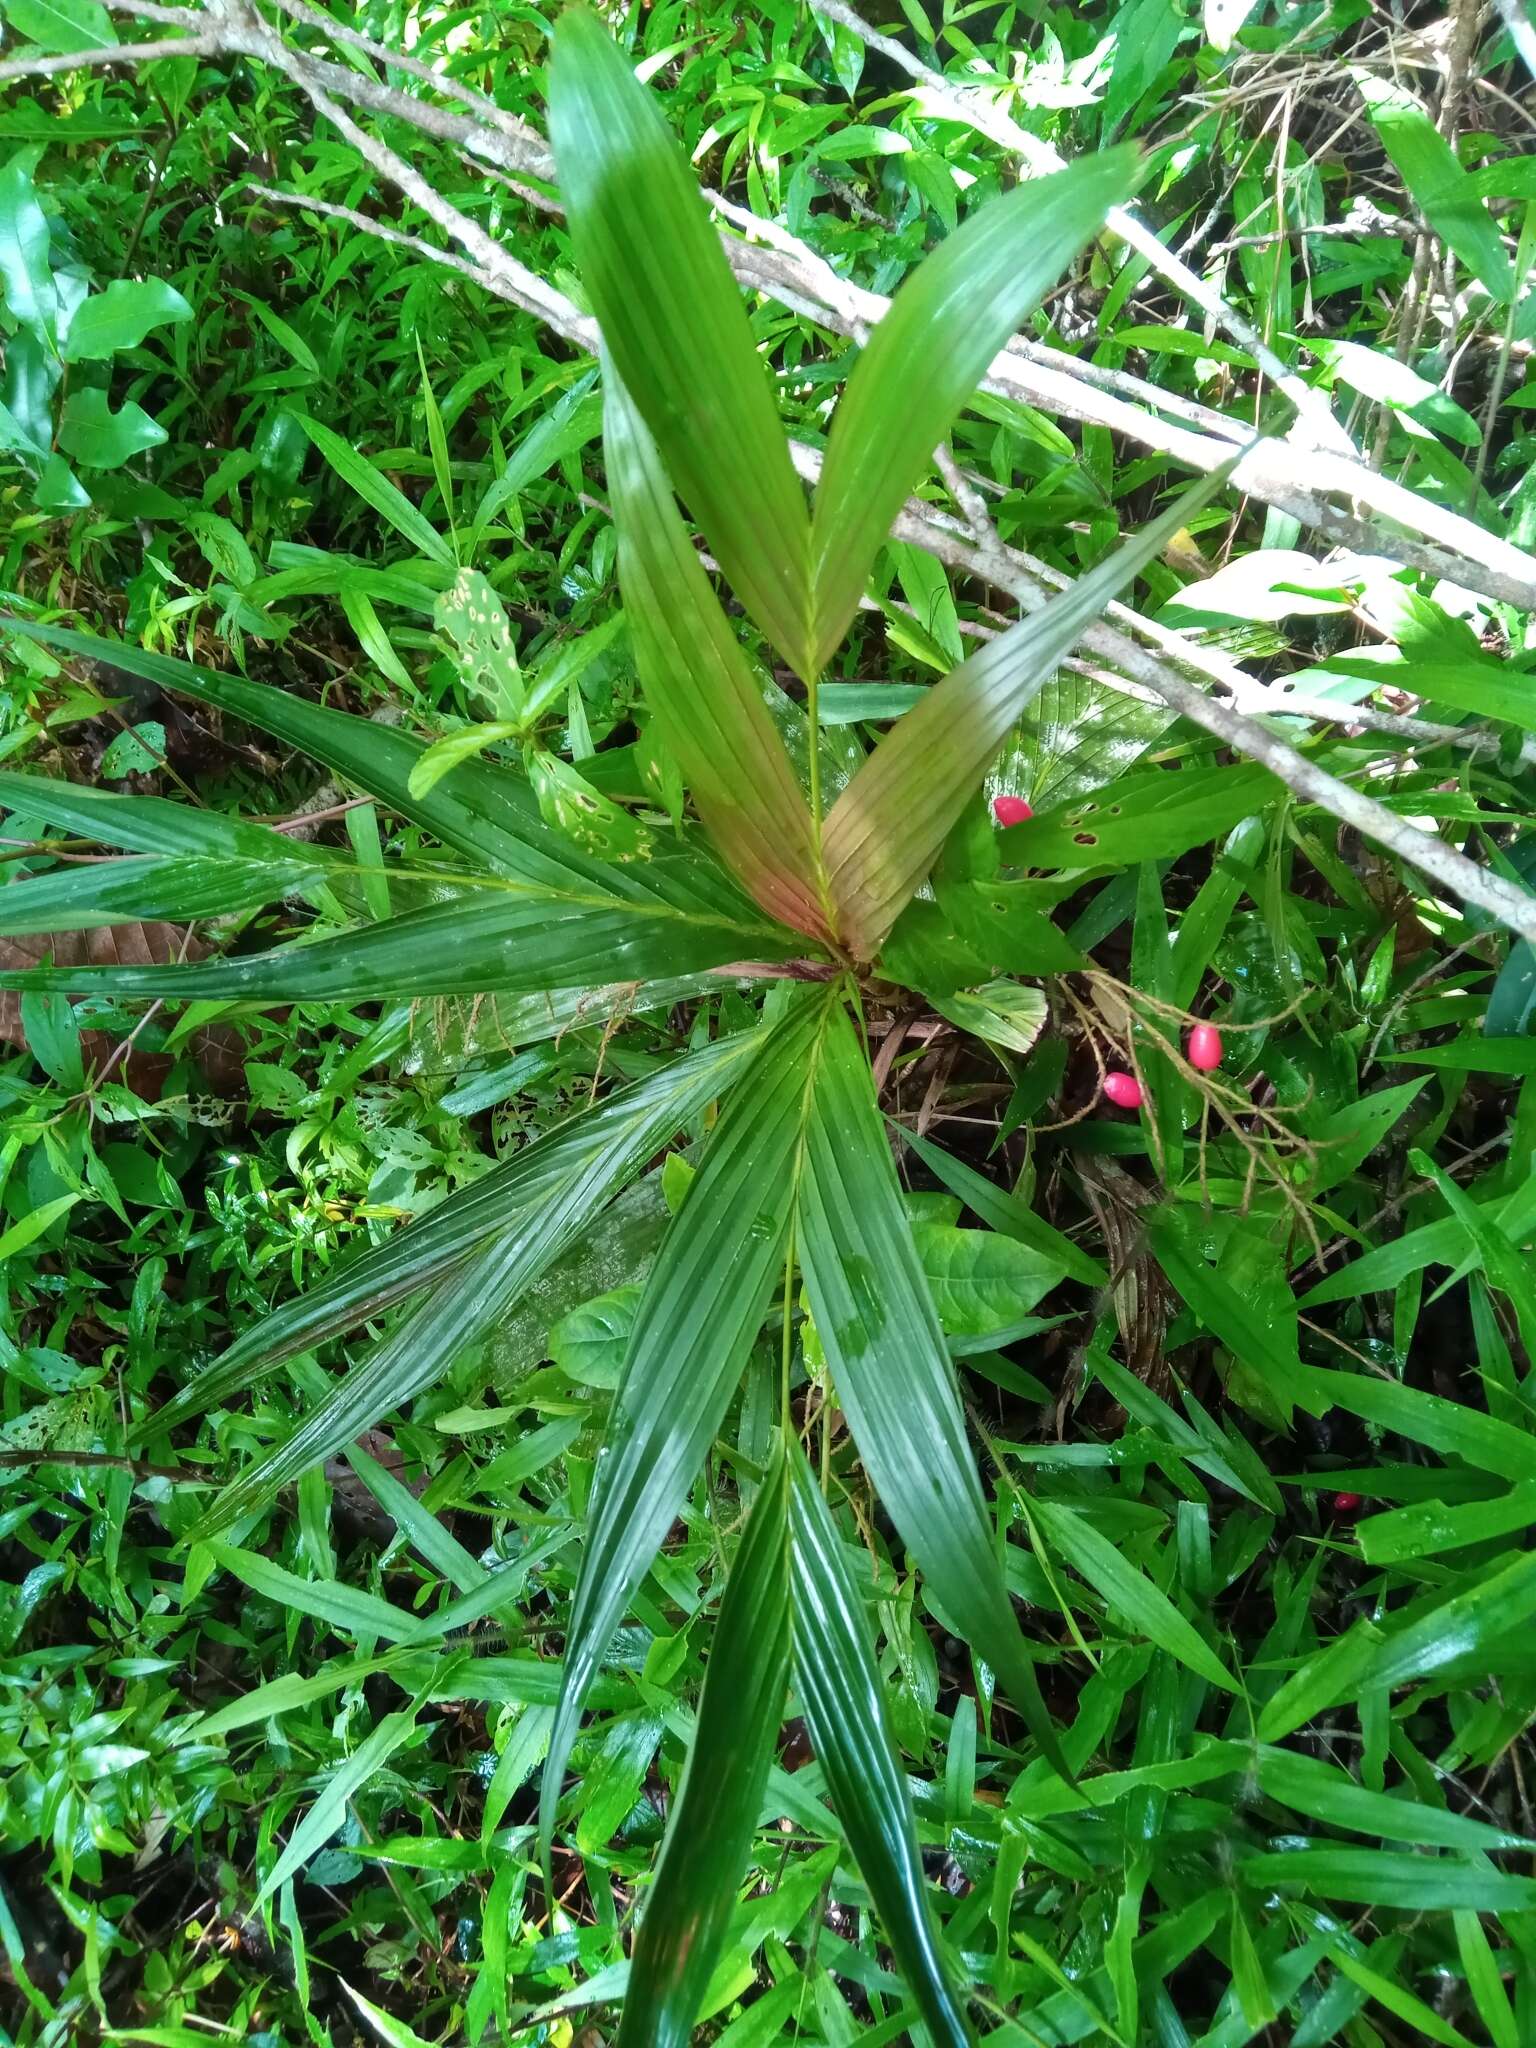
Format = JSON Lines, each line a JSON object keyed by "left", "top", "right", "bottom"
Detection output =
{"left": 3, "top": 0, "right": 1536, "bottom": 2045}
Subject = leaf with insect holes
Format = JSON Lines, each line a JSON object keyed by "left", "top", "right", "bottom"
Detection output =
{"left": 527, "top": 749, "right": 656, "bottom": 864}
{"left": 435, "top": 567, "right": 523, "bottom": 721}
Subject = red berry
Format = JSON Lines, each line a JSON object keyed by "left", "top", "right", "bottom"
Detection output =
{"left": 1187, "top": 1023, "right": 1224, "bottom": 1071}
{"left": 992, "top": 794, "right": 1033, "bottom": 827}
{"left": 1103, "top": 1070, "right": 1143, "bottom": 1110}
{"left": 1332, "top": 1491, "right": 1364, "bottom": 1515}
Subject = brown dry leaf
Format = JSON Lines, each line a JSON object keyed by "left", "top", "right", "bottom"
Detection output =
{"left": 0, "top": 922, "right": 245, "bottom": 1094}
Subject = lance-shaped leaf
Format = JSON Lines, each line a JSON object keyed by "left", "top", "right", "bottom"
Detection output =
{"left": 142, "top": 1031, "right": 759, "bottom": 1440}
{"left": 0, "top": 882, "right": 791, "bottom": 1002}
{"left": 823, "top": 470, "right": 1232, "bottom": 960}
{"left": 540, "top": 989, "right": 838, "bottom": 1871}
{"left": 551, "top": 8, "right": 813, "bottom": 677}
{"left": 618, "top": 1446, "right": 791, "bottom": 2048}
{"left": 605, "top": 366, "right": 827, "bottom": 939}
{"left": 796, "top": 1002, "right": 1067, "bottom": 1777}
{"left": 0, "top": 852, "right": 325, "bottom": 932}
{"left": 0, "top": 618, "right": 713, "bottom": 910}
{"left": 0, "top": 769, "right": 332, "bottom": 864}
{"left": 186, "top": 1236, "right": 530, "bottom": 1540}
{"left": 808, "top": 149, "right": 1139, "bottom": 671}
{"left": 789, "top": 1444, "right": 973, "bottom": 2048}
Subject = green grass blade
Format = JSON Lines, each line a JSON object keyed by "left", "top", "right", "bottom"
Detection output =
{"left": 809, "top": 150, "right": 1138, "bottom": 670}
{"left": 0, "top": 886, "right": 789, "bottom": 1002}
{"left": 540, "top": 989, "right": 838, "bottom": 1874}
{"left": 618, "top": 1445, "right": 791, "bottom": 2048}
{"left": 296, "top": 413, "right": 456, "bottom": 567}
{"left": 796, "top": 1002, "right": 1067, "bottom": 1778}
{"left": 605, "top": 365, "right": 827, "bottom": 938}
{"left": 822, "top": 471, "right": 1231, "bottom": 959}
{"left": 143, "top": 1032, "right": 757, "bottom": 1437}
{"left": 788, "top": 1442, "right": 972, "bottom": 2048}
{"left": 1025, "top": 1496, "right": 1236, "bottom": 1690}
{"left": 550, "top": 8, "right": 813, "bottom": 677}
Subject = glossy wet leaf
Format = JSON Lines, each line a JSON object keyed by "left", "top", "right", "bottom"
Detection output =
{"left": 808, "top": 149, "right": 1139, "bottom": 669}
{"left": 0, "top": 883, "right": 787, "bottom": 1002}
{"left": 789, "top": 1444, "right": 972, "bottom": 2048}
{"left": 618, "top": 1446, "right": 790, "bottom": 2048}
{"left": 551, "top": 8, "right": 813, "bottom": 676}
{"left": 796, "top": 1000, "right": 1067, "bottom": 1776}
{"left": 822, "top": 472, "right": 1233, "bottom": 958}
{"left": 541, "top": 991, "right": 838, "bottom": 1870}
{"left": 603, "top": 367, "right": 827, "bottom": 936}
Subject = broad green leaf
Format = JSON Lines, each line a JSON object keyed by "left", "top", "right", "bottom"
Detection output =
{"left": 57, "top": 388, "right": 165, "bottom": 468}
{"left": 1328, "top": 656, "right": 1536, "bottom": 735}
{"left": 992, "top": 671, "right": 1175, "bottom": 820}
{"left": 912, "top": 1223, "right": 1064, "bottom": 1336}
{"left": 810, "top": 148, "right": 1137, "bottom": 669}
{"left": 144, "top": 1031, "right": 757, "bottom": 1436}
{"left": 0, "top": 155, "right": 56, "bottom": 339}
{"left": 1356, "top": 75, "right": 1513, "bottom": 303}
{"left": 434, "top": 567, "right": 522, "bottom": 720}
{"left": 295, "top": 414, "right": 455, "bottom": 567}
{"left": 0, "top": 882, "right": 788, "bottom": 1002}
{"left": 541, "top": 991, "right": 839, "bottom": 1870}
{"left": 604, "top": 367, "right": 827, "bottom": 937}
{"left": 896, "top": 1124, "right": 1106, "bottom": 1287}
{"left": 405, "top": 721, "right": 522, "bottom": 798}
{"left": 551, "top": 9, "right": 813, "bottom": 677}
{"left": 546, "top": 1284, "right": 641, "bottom": 1390}
{"left": 822, "top": 473, "right": 1234, "bottom": 958}
{"left": 619, "top": 1446, "right": 790, "bottom": 2048}
{"left": 3, "top": 0, "right": 115, "bottom": 54}
{"left": 62, "top": 278, "right": 190, "bottom": 361}
{"left": 788, "top": 1444, "right": 972, "bottom": 2048}
{"left": 1025, "top": 1496, "right": 1236, "bottom": 1689}
{"left": 796, "top": 1001, "right": 1067, "bottom": 1776}
{"left": 527, "top": 747, "right": 656, "bottom": 866}
{"left": 929, "top": 980, "right": 1047, "bottom": 1060}
{"left": 1001, "top": 759, "right": 1279, "bottom": 871}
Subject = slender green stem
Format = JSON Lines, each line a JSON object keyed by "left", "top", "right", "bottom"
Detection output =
{"left": 779, "top": 1221, "right": 798, "bottom": 1438}
{"left": 805, "top": 670, "right": 822, "bottom": 832}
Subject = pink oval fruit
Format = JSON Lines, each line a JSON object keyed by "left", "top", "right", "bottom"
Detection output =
{"left": 1103, "top": 1070, "right": 1143, "bottom": 1110}
{"left": 992, "top": 794, "right": 1033, "bottom": 827}
{"left": 1332, "top": 1491, "right": 1364, "bottom": 1515}
{"left": 1187, "top": 1023, "right": 1224, "bottom": 1071}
